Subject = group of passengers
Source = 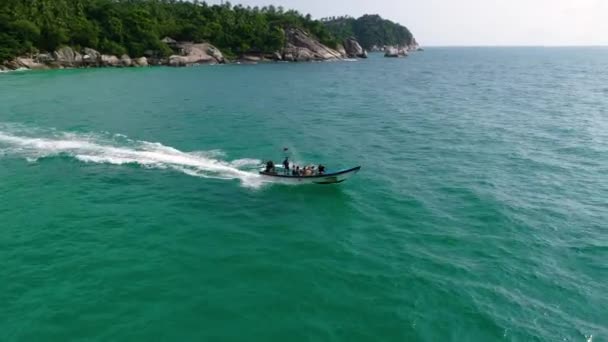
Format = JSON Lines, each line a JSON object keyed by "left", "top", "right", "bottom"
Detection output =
{"left": 284, "top": 157, "right": 326, "bottom": 176}
{"left": 264, "top": 158, "right": 326, "bottom": 176}
{"left": 290, "top": 164, "right": 323, "bottom": 176}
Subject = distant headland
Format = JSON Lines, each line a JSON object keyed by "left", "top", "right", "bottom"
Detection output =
{"left": 0, "top": 0, "right": 421, "bottom": 71}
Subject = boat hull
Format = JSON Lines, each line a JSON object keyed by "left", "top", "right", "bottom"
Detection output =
{"left": 259, "top": 166, "right": 361, "bottom": 185}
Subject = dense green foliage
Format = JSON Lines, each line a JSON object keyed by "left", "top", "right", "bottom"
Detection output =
{"left": 322, "top": 15, "right": 414, "bottom": 49}
{"left": 0, "top": 0, "right": 338, "bottom": 62}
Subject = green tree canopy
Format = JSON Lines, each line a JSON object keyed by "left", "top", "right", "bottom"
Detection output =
{"left": 0, "top": 0, "right": 342, "bottom": 61}
{"left": 324, "top": 14, "right": 414, "bottom": 49}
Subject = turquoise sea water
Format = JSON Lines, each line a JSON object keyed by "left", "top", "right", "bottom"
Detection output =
{"left": 1, "top": 48, "right": 607, "bottom": 341}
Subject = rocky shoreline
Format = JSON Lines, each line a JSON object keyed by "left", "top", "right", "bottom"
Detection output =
{"left": 0, "top": 28, "right": 421, "bottom": 72}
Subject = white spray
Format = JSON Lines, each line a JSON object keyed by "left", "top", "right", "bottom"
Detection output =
{"left": 0, "top": 125, "right": 265, "bottom": 188}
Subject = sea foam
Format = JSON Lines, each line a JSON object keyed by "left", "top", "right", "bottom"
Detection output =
{"left": 0, "top": 125, "right": 265, "bottom": 188}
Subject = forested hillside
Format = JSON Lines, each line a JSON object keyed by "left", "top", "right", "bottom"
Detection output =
{"left": 322, "top": 15, "right": 414, "bottom": 49}
{"left": 0, "top": 0, "right": 339, "bottom": 61}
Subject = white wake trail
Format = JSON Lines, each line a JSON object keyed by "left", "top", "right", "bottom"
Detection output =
{"left": 0, "top": 128, "right": 264, "bottom": 188}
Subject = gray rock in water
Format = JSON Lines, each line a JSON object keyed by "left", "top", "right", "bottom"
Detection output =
{"left": 120, "top": 54, "right": 132, "bottom": 67}
{"left": 82, "top": 48, "right": 101, "bottom": 66}
{"left": 147, "top": 57, "right": 167, "bottom": 66}
{"left": 204, "top": 44, "right": 224, "bottom": 63}
{"left": 53, "top": 47, "right": 82, "bottom": 67}
{"left": 241, "top": 55, "right": 262, "bottom": 63}
{"left": 0, "top": 65, "right": 8, "bottom": 71}
{"left": 4, "top": 60, "right": 20, "bottom": 70}
{"left": 384, "top": 46, "right": 399, "bottom": 57}
{"left": 283, "top": 52, "right": 295, "bottom": 62}
{"left": 272, "top": 51, "right": 282, "bottom": 61}
{"left": 295, "top": 48, "right": 313, "bottom": 62}
{"left": 336, "top": 44, "right": 347, "bottom": 58}
{"left": 35, "top": 53, "right": 55, "bottom": 64}
{"left": 283, "top": 45, "right": 314, "bottom": 62}
{"left": 133, "top": 57, "right": 148, "bottom": 67}
{"left": 9, "top": 57, "right": 47, "bottom": 70}
{"left": 168, "top": 56, "right": 188, "bottom": 67}
{"left": 343, "top": 37, "right": 367, "bottom": 58}
{"left": 283, "top": 43, "right": 321, "bottom": 62}
{"left": 101, "top": 55, "right": 120, "bottom": 67}
{"left": 169, "top": 43, "right": 224, "bottom": 66}
{"left": 284, "top": 28, "right": 342, "bottom": 61}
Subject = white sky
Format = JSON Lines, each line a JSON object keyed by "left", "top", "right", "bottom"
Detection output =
{"left": 206, "top": 0, "right": 608, "bottom": 46}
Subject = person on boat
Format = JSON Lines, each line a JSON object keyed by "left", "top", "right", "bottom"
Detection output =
{"left": 292, "top": 166, "right": 299, "bottom": 176}
{"left": 318, "top": 165, "right": 325, "bottom": 175}
{"left": 265, "top": 160, "right": 275, "bottom": 173}
{"left": 304, "top": 166, "right": 312, "bottom": 176}
{"left": 282, "top": 157, "right": 290, "bottom": 174}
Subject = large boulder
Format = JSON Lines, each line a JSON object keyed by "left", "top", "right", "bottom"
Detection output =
{"left": 101, "top": 55, "right": 120, "bottom": 67}
{"left": 294, "top": 48, "right": 314, "bottom": 62}
{"left": 35, "top": 53, "right": 55, "bottom": 64}
{"left": 283, "top": 52, "right": 295, "bottom": 62}
{"left": 283, "top": 28, "right": 342, "bottom": 61}
{"left": 168, "top": 56, "right": 190, "bottom": 67}
{"left": 240, "top": 55, "right": 262, "bottom": 63}
{"left": 82, "top": 48, "right": 101, "bottom": 66}
{"left": 4, "top": 60, "right": 19, "bottom": 70}
{"left": 120, "top": 54, "right": 132, "bottom": 67}
{"left": 283, "top": 45, "right": 315, "bottom": 62}
{"left": 169, "top": 42, "right": 224, "bottom": 66}
{"left": 336, "top": 44, "right": 347, "bottom": 58}
{"left": 272, "top": 51, "right": 282, "bottom": 61}
{"left": 145, "top": 55, "right": 166, "bottom": 66}
{"left": 384, "top": 46, "right": 399, "bottom": 58}
{"left": 5, "top": 57, "right": 48, "bottom": 70}
{"left": 204, "top": 44, "right": 224, "bottom": 63}
{"left": 53, "top": 47, "right": 82, "bottom": 67}
{"left": 343, "top": 37, "right": 367, "bottom": 58}
{"left": 133, "top": 57, "right": 148, "bottom": 67}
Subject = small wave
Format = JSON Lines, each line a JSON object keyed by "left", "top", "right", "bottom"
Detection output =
{"left": 0, "top": 124, "right": 265, "bottom": 188}
{"left": 0, "top": 67, "right": 29, "bottom": 74}
{"left": 230, "top": 158, "right": 263, "bottom": 168}
{"left": 190, "top": 149, "right": 226, "bottom": 158}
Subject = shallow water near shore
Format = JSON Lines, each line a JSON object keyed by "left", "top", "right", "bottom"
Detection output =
{"left": 1, "top": 49, "right": 607, "bottom": 341}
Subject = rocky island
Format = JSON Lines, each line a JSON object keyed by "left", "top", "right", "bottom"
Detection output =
{"left": 323, "top": 15, "right": 421, "bottom": 58}
{"left": 0, "top": 0, "right": 420, "bottom": 71}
